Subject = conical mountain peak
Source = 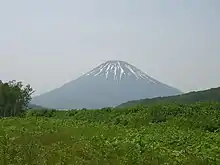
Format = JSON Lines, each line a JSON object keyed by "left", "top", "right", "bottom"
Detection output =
{"left": 32, "top": 60, "right": 182, "bottom": 109}
{"left": 86, "top": 60, "right": 158, "bottom": 83}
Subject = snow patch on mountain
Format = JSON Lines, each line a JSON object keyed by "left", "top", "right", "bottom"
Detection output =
{"left": 86, "top": 60, "right": 158, "bottom": 83}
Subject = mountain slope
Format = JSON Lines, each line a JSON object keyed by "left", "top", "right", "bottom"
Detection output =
{"left": 117, "top": 86, "right": 220, "bottom": 108}
{"left": 31, "top": 60, "right": 182, "bottom": 109}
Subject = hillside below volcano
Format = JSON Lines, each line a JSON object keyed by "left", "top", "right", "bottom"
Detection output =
{"left": 118, "top": 86, "right": 220, "bottom": 108}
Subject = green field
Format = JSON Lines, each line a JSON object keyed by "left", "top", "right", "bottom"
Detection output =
{"left": 1, "top": 102, "right": 220, "bottom": 165}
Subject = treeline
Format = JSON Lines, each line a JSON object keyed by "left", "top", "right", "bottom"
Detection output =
{"left": 118, "top": 86, "right": 220, "bottom": 108}
{"left": 0, "top": 80, "right": 33, "bottom": 117}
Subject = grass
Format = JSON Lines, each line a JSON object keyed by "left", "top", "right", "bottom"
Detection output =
{"left": 0, "top": 102, "right": 220, "bottom": 164}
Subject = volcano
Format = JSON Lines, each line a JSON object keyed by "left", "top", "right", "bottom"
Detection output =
{"left": 31, "top": 60, "right": 182, "bottom": 109}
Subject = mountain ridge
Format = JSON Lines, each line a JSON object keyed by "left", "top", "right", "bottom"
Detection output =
{"left": 117, "top": 86, "right": 220, "bottom": 108}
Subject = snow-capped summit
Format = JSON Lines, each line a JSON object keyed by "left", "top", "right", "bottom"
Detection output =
{"left": 86, "top": 60, "right": 158, "bottom": 83}
{"left": 32, "top": 60, "right": 182, "bottom": 109}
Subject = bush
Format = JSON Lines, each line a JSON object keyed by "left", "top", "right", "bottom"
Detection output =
{"left": 67, "top": 110, "right": 78, "bottom": 116}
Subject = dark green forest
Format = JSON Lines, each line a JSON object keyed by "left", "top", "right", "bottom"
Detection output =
{"left": 118, "top": 86, "right": 220, "bottom": 108}
{"left": 0, "top": 80, "right": 33, "bottom": 117}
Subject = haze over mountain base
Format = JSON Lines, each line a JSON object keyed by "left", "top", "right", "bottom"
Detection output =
{"left": 31, "top": 61, "right": 182, "bottom": 109}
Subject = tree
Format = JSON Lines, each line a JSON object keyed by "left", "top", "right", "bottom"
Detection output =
{"left": 0, "top": 80, "right": 34, "bottom": 117}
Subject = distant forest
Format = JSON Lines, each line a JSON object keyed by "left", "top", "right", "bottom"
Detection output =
{"left": 118, "top": 87, "right": 220, "bottom": 108}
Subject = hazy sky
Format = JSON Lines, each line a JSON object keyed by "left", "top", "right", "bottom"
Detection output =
{"left": 0, "top": 0, "right": 220, "bottom": 95}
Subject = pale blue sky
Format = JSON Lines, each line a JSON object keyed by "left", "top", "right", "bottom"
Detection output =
{"left": 0, "top": 0, "right": 220, "bottom": 95}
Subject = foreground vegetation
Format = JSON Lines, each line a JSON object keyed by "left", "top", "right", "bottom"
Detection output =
{"left": 1, "top": 80, "right": 220, "bottom": 164}
{"left": 1, "top": 102, "right": 220, "bottom": 164}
